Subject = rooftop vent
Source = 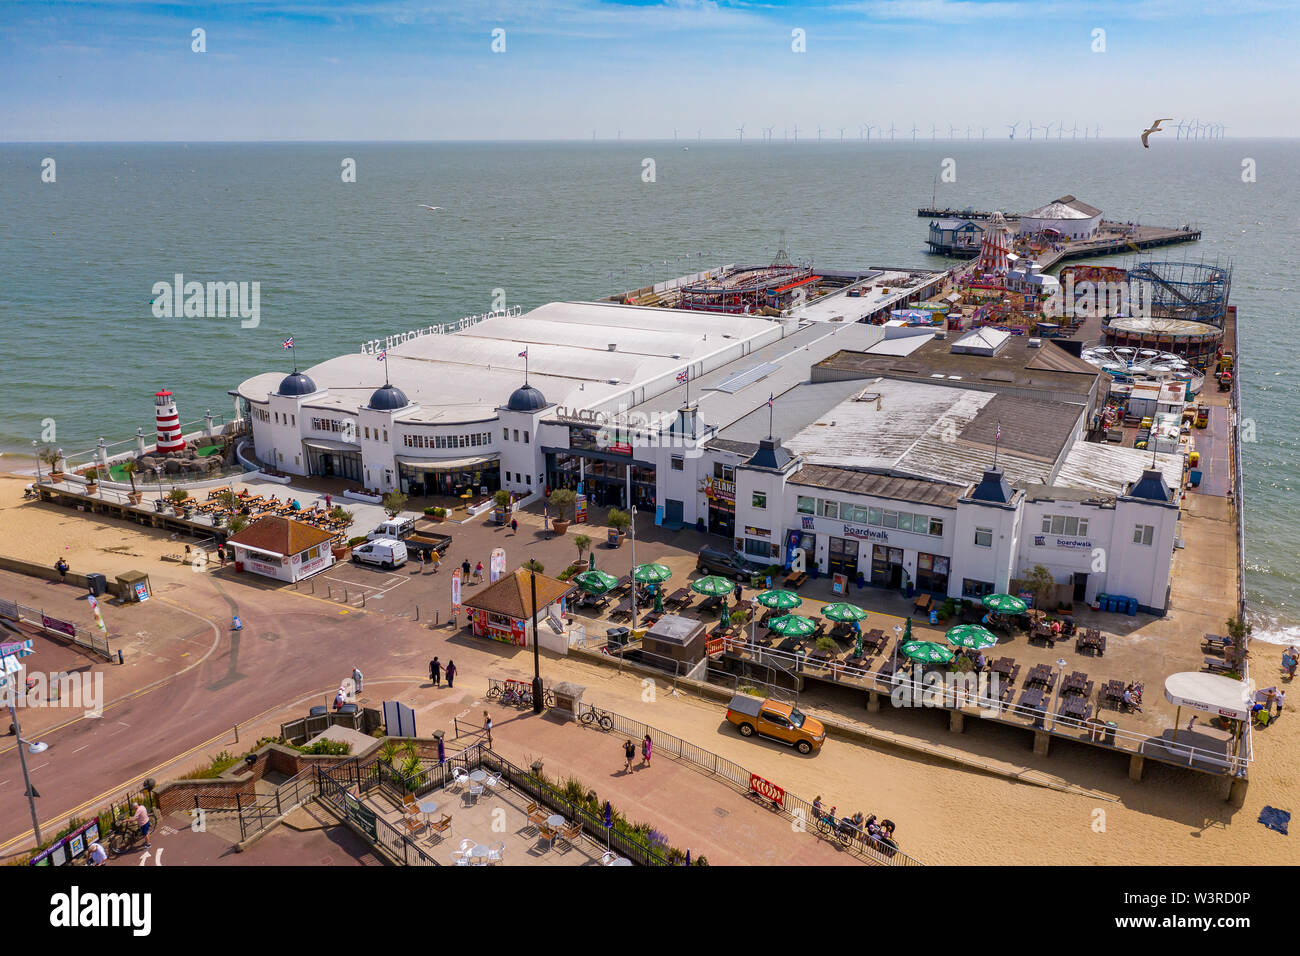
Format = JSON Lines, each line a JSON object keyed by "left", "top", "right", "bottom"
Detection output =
{"left": 1028, "top": 337, "right": 1043, "bottom": 348}
{"left": 608, "top": 343, "right": 618, "bottom": 351}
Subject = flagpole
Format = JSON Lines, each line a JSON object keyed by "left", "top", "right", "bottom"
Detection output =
{"left": 768, "top": 393, "right": 774, "bottom": 441}
{"left": 290, "top": 338, "right": 297, "bottom": 373}
{"left": 383, "top": 352, "right": 390, "bottom": 386}
{"left": 994, "top": 422, "right": 1001, "bottom": 470}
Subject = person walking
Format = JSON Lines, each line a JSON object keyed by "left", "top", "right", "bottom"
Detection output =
{"left": 352, "top": 666, "right": 363, "bottom": 694}
{"left": 416, "top": 549, "right": 424, "bottom": 571}
{"left": 431, "top": 550, "right": 441, "bottom": 573}
{"left": 324, "top": 493, "right": 332, "bottom": 510}
{"left": 131, "top": 802, "right": 153, "bottom": 849}
{"left": 54, "top": 557, "right": 69, "bottom": 583}
{"left": 429, "top": 657, "right": 441, "bottom": 686}
{"left": 483, "top": 710, "right": 493, "bottom": 747}
{"left": 623, "top": 738, "right": 636, "bottom": 773}
{"left": 445, "top": 659, "right": 457, "bottom": 688}
{"left": 510, "top": 518, "right": 518, "bottom": 535}
{"left": 474, "top": 561, "right": 484, "bottom": 583}
{"left": 641, "top": 733, "right": 653, "bottom": 767}
{"left": 461, "top": 558, "right": 471, "bottom": 578}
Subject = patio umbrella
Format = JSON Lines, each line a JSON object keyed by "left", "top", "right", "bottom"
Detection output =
{"left": 589, "top": 552, "right": 596, "bottom": 572}
{"left": 632, "top": 563, "right": 672, "bottom": 585}
{"left": 574, "top": 570, "right": 618, "bottom": 594}
{"left": 756, "top": 589, "right": 802, "bottom": 610}
{"left": 983, "top": 593, "right": 1027, "bottom": 615}
{"left": 767, "top": 614, "right": 816, "bottom": 638}
{"left": 690, "top": 575, "right": 734, "bottom": 597}
{"left": 653, "top": 588, "right": 664, "bottom": 614}
{"left": 900, "top": 640, "right": 955, "bottom": 664}
{"left": 945, "top": 624, "right": 999, "bottom": 650}
{"left": 720, "top": 602, "right": 731, "bottom": 627}
{"left": 604, "top": 800, "right": 613, "bottom": 850}
{"left": 821, "top": 602, "right": 867, "bottom": 623}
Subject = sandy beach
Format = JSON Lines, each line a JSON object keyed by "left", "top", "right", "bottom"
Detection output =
{"left": 1, "top": 471, "right": 1295, "bottom": 865}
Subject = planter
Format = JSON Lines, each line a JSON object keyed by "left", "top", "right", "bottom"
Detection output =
{"left": 183, "top": 506, "right": 194, "bottom": 520}
{"left": 127, "top": 492, "right": 143, "bottom": 505}
{"left": 172, "top": 505, "right": 186, "bottom": 517}
{"left": 552, "top": 520, "right": 570, "bottom": 535}
{"left": 85, "top": 483, "right": 99, "bottom": 496}
{"left": 331, "top": 545, "right": 351, "bottom": 561}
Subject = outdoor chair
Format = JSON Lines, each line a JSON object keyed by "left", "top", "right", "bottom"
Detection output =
{"left": 451, "top": 767, "right": 469, "bottom": 791}
{"left": 404, "top": 814, "right": 426, "bottom": 838}
{"left": 487, "top": 842, "right": 505, "bottom": 865}
{"left": 427, "top": 814, "right": 452, "bottom": 844}
{"left": 451, "top": 849, "right": 471, "bottom": 865}
{"left": 483, "top": 771, "right": 501, "bottom": 793}
{"left": 559, "top": 821, "right": 583, "bottom": 850}
{"left": 467, "top": 781, "right": 484, "bottom": 803}
{"left": 537, "top": 825, "right": 557, "bottom": 850}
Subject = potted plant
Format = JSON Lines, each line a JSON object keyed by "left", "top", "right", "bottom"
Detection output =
{"left": 548, "top": 488, "right": 576, "bottom": 535}
{"left": 607, "top": 507, "right": 630, "bottom": 547}
{"left": 492, "top": 488, "right": 513, "bottom": 525}
{"left": 572, "top": 533, "right": 592, "bottom": 571}
{"left": 168, "top": 487, "right": 190, "bottom": 517}
{"left": 121, "top": 461, "right": 143, "bottom": 504}
{"left": 381, "top": 491, "right": 407, "bottom": 518}
{"left": 84, "top": 467, "right": 100, "bottom": 495}
{"left": 39, "top": 447, "right": 63, "bottom": 482}
{"left": 813, "top": 635, "right": 839, "bottom": 661}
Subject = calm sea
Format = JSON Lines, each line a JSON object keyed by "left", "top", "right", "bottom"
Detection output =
{"left": 1, "top": 140, "right": 1296, "bottom": 639}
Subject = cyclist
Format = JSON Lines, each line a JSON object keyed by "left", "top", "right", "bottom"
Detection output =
{"left": 131, "top": 802, "right": 153, "bottom": 849}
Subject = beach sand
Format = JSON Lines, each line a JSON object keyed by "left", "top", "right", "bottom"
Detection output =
{"left": 1, "top": 472, "right": 1295, "bottom": 865}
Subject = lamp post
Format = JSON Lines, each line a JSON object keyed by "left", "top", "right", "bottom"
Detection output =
{"left": 530, "top": 566, "right": 543, "bottom": 715}
{"left": 5, "top": 698, "right": 47, "bottom": 846}
{"left": 154, "top": 465, "right": 164, "bottom": 507}
{"left": 1050, "top": 657, "right": 1067, "bottom": 731}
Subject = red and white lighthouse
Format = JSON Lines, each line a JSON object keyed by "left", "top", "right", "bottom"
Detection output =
{"left": 154, "top": 390, "right": 186, "bottom": 454}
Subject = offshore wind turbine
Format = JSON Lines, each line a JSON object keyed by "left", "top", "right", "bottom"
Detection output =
{"left": 1026, "top": 121, "right": 1035, "bottom": 141}
{"left": 1007, "top": 122, "right": 1019, "bottom": 140}
{"left": 965, "top": 125, "right": 972, "bottom": 140}
{"left": 980, "top": 126, "right": 988, "bottom": 139}
{"left": 1057, "top": 121, "right": 1065, "bottom": 140}
{"left": 1069, "top": 124, "right": 1079, "bottom": 140}
{"left": 737, "top": 124, "right": 745, "bottom": 142}
{"left": 887, "top": 122, "right": 897, "bottom": 142}
{"left": 949, "top": 124, "right": 959, "bottom": 139}
{"left": 793, "top": 123, "right": 799, "bottom": 142}
{"left": 1094, "top": 122, "right": 1102, "bottom": 138}
{"left": 839, "top": 126, "right": 846, "bottom": 143}
{"left": 930, "top": 123, "right": 940, "bottom": 140}
{"left": 816, "top": 125, "right": 823, "bottom": 142}
{"left": 910, "top": 124, "right": 919, "bottom": 141}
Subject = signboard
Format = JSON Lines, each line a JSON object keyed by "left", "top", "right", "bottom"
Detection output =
{"left": 840, "top": 523, "right": 890, "bottom": 543}
{"left": 28, "top": 820, "right": 100, "bottom": 866}
{"left": 382, "top": 700, "right": 418, "bottom": 738}
{"left": 0, "top": 639, "right": 32, "bottom": 658}
{"left": 704, "top": 476, "right": 736, "bottom": 503}
{"left": 41, "top": 615, "right": 75, "bottom": 638}
{"left": 575, "top": 494, "right": 587, "bottom": 524}
{"left": 1033, "top": 536, "right": 1094, "bottom": 550}
{"left": 832, "top": 573, "right": 847, "bottom": 595}
{"left": 343, "top": 790, "right": 378, "bottom": 841}
{"left": 451, "top": 569, "right": 462, "bottom": 613}
{"left": 748, "top": 773, "right": 785, "bottom": 808}
{"left": 489, "top": 548, "right": 506, "bottom": 583}
{"left": 134, "top": 582, "right": 150, "bottom": 602}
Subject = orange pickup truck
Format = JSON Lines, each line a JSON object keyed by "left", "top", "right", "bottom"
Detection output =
{"left": 725, "top": 694, "right": 826, "bottom": 755}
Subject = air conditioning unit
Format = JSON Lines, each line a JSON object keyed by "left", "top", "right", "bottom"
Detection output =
{"left": 933, "top": 330, "right": 947, "bottom": 340}
{"left": 1028, "top": 337, "right": 1043, "bottom": 348}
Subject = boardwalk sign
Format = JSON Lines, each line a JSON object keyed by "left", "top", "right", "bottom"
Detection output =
{"left": 749, "top": 773, "right": 785, "bottom": 808}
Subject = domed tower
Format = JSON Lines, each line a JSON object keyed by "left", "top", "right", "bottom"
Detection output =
{"left": 154, "top": 390, "right": 186, "bottom": 453}
{"left": 497, "top": 376, "right": 551, "bottom": 497}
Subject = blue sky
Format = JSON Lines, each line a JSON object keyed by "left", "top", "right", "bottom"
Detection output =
{"left": 2, "top": 0, "right": 1297, "bottom": 140}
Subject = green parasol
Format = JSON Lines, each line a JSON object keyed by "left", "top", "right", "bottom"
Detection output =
{"left": 589, "top": 552, "right": 596, "bottom": 572}
{"left": 632, "top": 563, "right": 672, "bottom": 585}
{"left": 653, "top": 588, "right": 664, "bottom": 614}
{"left": 690, "top": 575, "right": 734, "bottom": 597}
{"left": 821, "top": 602, "right": 868, "bottom": 623}
{"left": 900, "top": 640, "right": 955, "bottom": 664}
{"left": 853, "top": 622, "right": 864, "bottom": 658}
{"left": 756, "top": 589, "right": 802, "bottom": 610}
{"left": 573, "top": 570, "right": 618, "bottom": 594}
{"left": 720, "top": 602, "right": 731, "bottom": 627}
{"left": 945, "top": 624, "right": 999, "bottom": 650}
{"left": 767, "top": 614, "right": 816, "bottom": 638}
{"left": 982, "top": 593, "right": 1027, "bottom": 615}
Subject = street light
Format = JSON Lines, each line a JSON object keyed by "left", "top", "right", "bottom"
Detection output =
{"left": 529, "top": 565, "right": 543, "bottom": 715}
{"left": 1050, "top": 657, "right": 1068, "bottom": 731}
{"left": 5, "top": 695, "right": 47, "bottom": 845}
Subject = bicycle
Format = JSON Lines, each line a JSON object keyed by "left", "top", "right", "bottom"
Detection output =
{"left": 814, "top": 811, "right": 854, "bottom": 848}
{"left": 486, "top": 683, "right": 503, "bottom": 701}
{"left": 579, "top": 704, "right": 614, "bottom": 731}
{"left": 106, "top": 806, "right": 157, "bottom": 857}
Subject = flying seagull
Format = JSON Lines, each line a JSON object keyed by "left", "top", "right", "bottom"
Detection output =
{"left": 1140, "top": 118, "right": 1174, "bottom": 148}
{"left": 417, "top": 204, "right": 442, "bottom": 211}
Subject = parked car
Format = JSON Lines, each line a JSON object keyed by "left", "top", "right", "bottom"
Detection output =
{"left": 725, "top": 693, "right": 825, "bottom": 754}
{"left": 352, "top": 537, "right": 408, "bottom": 570}
{"left": 696, "top": 546, "right": 769, "bottom": 583}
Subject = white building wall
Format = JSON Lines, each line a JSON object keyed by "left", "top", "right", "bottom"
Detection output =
{"left": 950, "top": 500, "right": 1020, "bottom": 597}
{"left": 1106, "top": 499, "right": 1179, "bottom": 611}
{"left": 1017, "top": 499, "right": 1113, "bottom": 605}
{"left": 733, "top": 468, "right": 788, "bottom": 562}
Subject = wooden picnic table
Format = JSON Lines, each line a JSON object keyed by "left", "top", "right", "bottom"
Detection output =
{"left": 912, "top": 593, "right": 932, "bottom": 615}
{"left": 860, "top": 629, "right": 887, "bottom": 652}
{"left": 877, "top": 657, "right": 900, "bottom": 680}
{"left": 612, "top": 575, "right": 632, "bottom": 594}
{"left": 1025, "top": 664, "right": 1055, "bottom": 689}
{"left": 1101, "top": 680, "right": 1126, "bottom": 707}
{"left": 1075, "top": 628, "right": 1106, "bottom": 656}
{"left": 784, "top": 571, "right": 808, "bottom": 590}
{"left": 1061, "top": 671, "right": 1090, "bottom": 696}
{"left": 611, "top": 598, "right": 633, "bottom": 619}
{"left": 1018, "top": 687, "right": 1047, "bottom": 711}
{"left": 665, "top": 588, "right": 691, "bottom": 608}
{"left": 1058, "top": 696, "right": 1091, "bottom": 722}
{"left": 991, "top": 657, "right": 1016, "bottom": 678}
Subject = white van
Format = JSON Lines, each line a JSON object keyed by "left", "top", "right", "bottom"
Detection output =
{"left": 351, "top": 537, "right": 408, "bottom": 570}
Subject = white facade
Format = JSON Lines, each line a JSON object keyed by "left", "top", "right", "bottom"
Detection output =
{"left": 231, "top": 542, "right": 334, "bottom": 583}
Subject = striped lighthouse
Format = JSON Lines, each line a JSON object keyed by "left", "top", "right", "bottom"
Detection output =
{"left": 154, "top": 390, "right": 186, "bottom": 454}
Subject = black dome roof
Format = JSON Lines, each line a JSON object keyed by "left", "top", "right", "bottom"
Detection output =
{"left": 368, "top": 383, "right": 410, "bottom": 411}
{"left": 506, "top": 384, "right": 548, "bottom": 412}
{"left": 277, "top": 372, "right": 318, "bottom": 396}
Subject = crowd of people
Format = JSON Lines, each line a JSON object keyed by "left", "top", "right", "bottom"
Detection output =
{"left": 811, "top": 795, "right": 899, "bottom": 853}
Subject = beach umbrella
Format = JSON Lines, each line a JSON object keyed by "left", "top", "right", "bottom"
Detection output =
{"left": 822, "top": 602, "right": 867, "bottom": 623}
{"left": 574, "top": 570, "right": 618, "bottom": 594}
{"left": 900, "top": 640, "right": 955, "bottom": 664}
{"left": 982, "top": 593, "right": 1027, "bottom": 615}
{"left": 604, "top": 800, "right": 613, "bottom": 849}
{"left": 756, "top": 589, "right": 802, "bottom": 610}
{"left": 720, "top": 602, "right": 731, "bottom": 627}
{"left": 654, "top": 588, "right": 664, "bottom": 614}
{"left": 632, "top": 563, "right": 672, "bottom": 585}
{"left": 768, "top": 614, "right": 816, "bottom": 638}
{"left": 690, "top": 575, "right": 733, "bottom": 597}
{"left": 853, "top": 622, "right": 864, "bottom": 658}
{"left": 589, "top": 552, "right": 596, "bottom": 572}
{"left": 945, "top": 624, "right": 999, "bottom": 650}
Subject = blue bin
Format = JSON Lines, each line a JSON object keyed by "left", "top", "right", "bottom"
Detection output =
{"left": 1104, "top": 596, "right": 1116, "bottom": 613}
{"left": 1097, "top": 593, "right": 1109, "bottom": 612}
{"left": 1128, "top": 598, "right": 1138, "bottom": 616}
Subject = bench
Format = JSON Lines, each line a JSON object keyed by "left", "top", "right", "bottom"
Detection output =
{"left": 912, "top": 593, "right": 932, "bottom": 615}
{"left": 784, "top": 571, "right": 808, "bottom": 590}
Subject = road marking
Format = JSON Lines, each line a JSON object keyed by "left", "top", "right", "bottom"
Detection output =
{"left": 71, "top": 745, "right": 88, "bottom": 755}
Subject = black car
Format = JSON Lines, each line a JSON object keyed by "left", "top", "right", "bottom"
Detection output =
{"left": 695, "top": 546, "right": 769, "bottom": 582}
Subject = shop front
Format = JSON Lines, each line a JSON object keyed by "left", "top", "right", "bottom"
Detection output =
{"left": 870, "top": 544, "right": 905, "bottom": 589}
{"left": 828, "top": 536, "right": 861, "bottom": 579}
{"left": 304, "top": 439, "right": 363, "bottom": 482}
{"left": 915, "top": 552, "right": 950, "bottom": 594}
{"left": 470, "top": 609, "right": 527, "bottom": 647}
{"left": 461, "top": 566, "right": 575, "bottom": 651}
{"left": 396, "top": 455, "right": 499, "bottom": 498}
{"left": 705, "top": 472, "right": 736, "bottom": 538}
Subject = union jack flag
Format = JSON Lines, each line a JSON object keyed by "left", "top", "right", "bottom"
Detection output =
{"left": 282, "top": 337, "right": 294, "bottom": 349}
{"left": 996, "top": 423, "right": 1002, "bottom": 441}
{"left": 676, "top": 370, "right": 689, "bottom": 385}
{"left": 768, "top": 393, "right": 775, "bottom": 408}
{"left": 376, "top": 349, "right": 387, "bottom": 362}
{"left": 518, "top": 348, "right": 528, "bottom": 358}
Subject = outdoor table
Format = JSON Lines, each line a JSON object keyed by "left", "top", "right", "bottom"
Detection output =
{"left": 546, "top": 814, "right": 565, "bottom": 828}
{"left": 610, "top": 857, "right": 633, "bottom": 866}
{"left": 418, "top": 800, "right": 439, "bottom": 821}
{"left": 1062, "top": 672, "right": 1089, "bottom": 695}
{"left": 469, "top": 770, "right": 487, "bottom": 784}
{"left": 612, "top": 598, "right": 633, "bottom": 618}
{"left": 991, "top": 657, "right": 1015, "bottom": 677}
{"left": 666, "top": 588, "right": 691, "bottom": 607}
{"left": 469, "top": 844, "right": 491, "bottom": 864}
{"left": 1026, "top": 665, "right": 1054, "bottom": 689}
{"left": 1018, "top": 687, "right": 1046, "bottom": 711}
{"left": 1059, "top": 696, "right": 1089, "bottom": 721}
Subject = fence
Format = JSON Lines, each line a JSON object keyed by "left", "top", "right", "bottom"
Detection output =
{"left": 578, "top": 699, "right": 922, "bottom": 866}
{"left": 190, "top": 767, "right": 318, "bottom": 841}
{"left": 316, "top": 761, "right": 438, "bottom": 866}
{"left": 714, "top": 637, "right": 1250, "bottom": 777}
{"left": 0, "top": 595, "right": 113, "bottom": 660}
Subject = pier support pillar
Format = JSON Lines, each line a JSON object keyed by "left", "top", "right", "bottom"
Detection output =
{"left": 1128, "top": 754, "right": 1145, "bottom": 782}
{"left": 1032, "top": 730, "right": 1051, "bottom": 757}
{"left": 1227, "top": 777, "right": 1248, "bottom": 808}
{"left": 866, "top": 691, "right": 880, "bottom": 713}
{"left": 949, "top": 709, "right": 964, "bottom": 734}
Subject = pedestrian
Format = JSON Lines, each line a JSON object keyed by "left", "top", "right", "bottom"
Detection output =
{"left": 352, "top": 666, "right": 363, "bottom": 694}
{"left": 474, "top": 561, "right": 484, "bottom": 583}
{"left": 87, "top": 839, "right": 108, "bottom": 866}
{"left": 333, "top": 687, "right": 346, "bottom": 710}
{"left": 1274, "top": 688, "right": 1286, "bottom": 720}
{"left": 445, "top": 659, "right": 456, "bottom": 688}
{"left": 430, "top": 656, "right": 441, "bottom": 686}
{"left": 416, "top": 549, "right": 424, "bottom": 571}
{"left": 510, "top": 518, "right": 518, "bottom": 535}
{"left": 431, "top": 550, "right": 441, "bottom": 573}
{"left": 461, "top": 558, "right": 471, "bottom": 578}
{"left": 218, "top": 548, "right": 227, "bottom": 568}
{"left": 483, "top": 710, "right": 493, "bottom": 747}
{"left": 324, "top": 493, "right": 332, "bottom": 510}
{"left": 54, "top": 557, "right": 69, "bottom": 583}
{"left": 131, "top": 802, "right": 152, "bottom": 849}
{"left": 623, "top": 738, "right": 636, "bottom": 773}
{"left": 733, "top": 581, "right": 744, "bottom": 606}
{"left": 641, "top": 733, "right": 652, "bottom": 767}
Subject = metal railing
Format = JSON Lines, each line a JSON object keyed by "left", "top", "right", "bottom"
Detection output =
{"left": 316, "top": 761, "right": 438, "bottom": 865}
{"left": 0, "top": 598, "right": 112, "bottom": 660}
{"left": 715, "top": 637, "right": 1250, "bottom": 776}
{"left": 190, "top": 767, "right": 318, "bottom": 841}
